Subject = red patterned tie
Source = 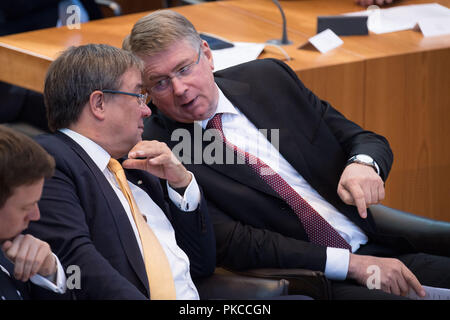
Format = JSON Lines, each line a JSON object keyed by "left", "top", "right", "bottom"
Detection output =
{"left": 207, "top": 113, "right": 351, "bottom": 250}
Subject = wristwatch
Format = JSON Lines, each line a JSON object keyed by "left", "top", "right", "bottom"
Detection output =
{"left": 347, "top": 154, "right": 380, "bottom": 175}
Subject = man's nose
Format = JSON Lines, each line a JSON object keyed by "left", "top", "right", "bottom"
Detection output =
{"left": 141, "top": 104, "right": 152, "bottom": 118}
{"left": 29, "top": 204, "right": 40, "bottom": 221}
{"left": 171, "top": 77, "right": 188, "bottom": 96}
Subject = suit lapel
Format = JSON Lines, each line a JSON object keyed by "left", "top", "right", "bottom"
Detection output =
{"left": 54, "top": 132, "right": 150, "bottom": 295}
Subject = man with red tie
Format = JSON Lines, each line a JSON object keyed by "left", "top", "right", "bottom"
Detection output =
{"left": 128, "top": 10, "right": 450, "bottom": 299}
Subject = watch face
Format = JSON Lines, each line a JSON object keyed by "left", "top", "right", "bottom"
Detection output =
{"left": 356, "top": 154, "right": 373, "bottom": 163}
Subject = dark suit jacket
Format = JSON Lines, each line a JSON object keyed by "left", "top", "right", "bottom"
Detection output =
{"left": 143, "top": 58, "right": 402, "bottom": 273}
{"left": 29, "top": 131, "right": 215, "bottom": 299}
{"left": 0, "top": 251, "right": 29, "bottom": 300}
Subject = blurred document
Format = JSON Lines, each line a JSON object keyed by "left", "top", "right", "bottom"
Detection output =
{"left": 407, "top": 285, "right": 450, "bottom": 300}
{"left": 344, "top": 3, "right": 450, "bottom": 34}
{"left": 212, "top": 42, "right": 265, "bottom": 71}
{"left": 417, "top": 17, "right": 450, "bottom": 37}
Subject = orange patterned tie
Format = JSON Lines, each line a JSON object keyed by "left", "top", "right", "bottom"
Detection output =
{"left": 108, "top": 158, "right": 177, "bottom": 299}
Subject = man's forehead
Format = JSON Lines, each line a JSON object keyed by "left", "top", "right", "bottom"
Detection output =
{"left": 141, "top": 42, "right": 198, "bottom": 78}
{"left": 120, "top": 67, "right": 144, "bottom": 89}
{"left": 7, "top": 181, "right": 44, "bottom": 205}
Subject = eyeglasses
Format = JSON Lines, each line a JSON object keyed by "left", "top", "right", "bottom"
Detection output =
{"left": 149, "top": 45, "right": 202, "bottom": 94}
{"left": 102, "top": 89, "right": 149, "bottom": 105}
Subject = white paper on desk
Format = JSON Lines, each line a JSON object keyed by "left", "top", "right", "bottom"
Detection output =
{"left": 212, "top": 42, "right": 265, "bottom": 72}
{"left": 407, "top": 285, "right": 450, "bottom": 300}
{"left": 344, "top": 3, "right": 450, "bottom": 34}
{"left": 308, "top": 29, "right": 343, "bottom": 53}
{"left": 417, "top": 17, "right": 450, "bottom": 37}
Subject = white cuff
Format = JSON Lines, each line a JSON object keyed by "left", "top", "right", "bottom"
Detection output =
{"left": 167, "top": 171, "right": 201, "bottom": 212}
{"left": 30, "top": 253, "right": 66, "bottom": 294}
{"left": 324, "top": 247, "right": 350, "bottom": 281}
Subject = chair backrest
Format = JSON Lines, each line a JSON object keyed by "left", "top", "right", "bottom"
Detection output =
{"left": 370, "top": 204, "right": 450, "bottom": 256}
{"left": 194, "top": 267, "right": 289, "bottom": 299}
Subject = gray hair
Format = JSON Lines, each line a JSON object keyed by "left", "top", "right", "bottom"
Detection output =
{"left": 128, "top": 10, "right": 202, "bottom": 56}
{"left": 44, "top": 44, "right": 143, "bottom": 131}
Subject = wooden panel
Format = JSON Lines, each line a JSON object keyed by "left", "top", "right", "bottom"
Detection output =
{"left": 298, "top": 62, "right": 365, "bottom": 126}
{"left": 364, "top": 49, "right": 450, "bottom": 221}
{"left": 0, "top": 44, "right": 52, "bottom": 93}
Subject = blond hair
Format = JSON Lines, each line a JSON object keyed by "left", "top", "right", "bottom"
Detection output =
{"left": 128, "top": 10, "right": 202, "bottom": 56}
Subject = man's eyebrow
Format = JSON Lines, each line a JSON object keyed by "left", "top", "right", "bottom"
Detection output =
{"left": 22, "top": 200, "right": 38, "bottom": 208}
{"left": 147, "top": 58, "right": 192, "bottom": 81}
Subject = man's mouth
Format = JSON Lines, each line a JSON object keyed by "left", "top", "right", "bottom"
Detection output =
{"left": 180, "top": 96, "right": 197, "bottom": 109}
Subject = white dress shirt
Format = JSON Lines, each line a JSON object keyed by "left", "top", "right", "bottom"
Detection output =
{"left": 30, "top": 254, "right": 66, "bottom": 293}
{"left": 60, "top": 129, "right": 200, "bottom": 299}
{"left": 198, "top": 87, "right": 369, "bottom": 280}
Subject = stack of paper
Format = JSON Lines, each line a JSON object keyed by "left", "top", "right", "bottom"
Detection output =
{"left": 344, "top": 3, "right": 450, "bottom": 36}
{"left": 211, "top": 42, "right": 265, "bottom": 71}
{"left": 407, "top": 285, "right": 450, "bottom": 300}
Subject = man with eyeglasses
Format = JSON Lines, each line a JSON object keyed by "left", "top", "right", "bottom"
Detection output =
{"left": 129, "top": 10, "right": 450, "bottom": 299}
{"left": 27, "top": 44, "right": 215, "bottom": 299}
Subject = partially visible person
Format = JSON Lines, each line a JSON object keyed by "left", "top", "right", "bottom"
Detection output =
{"left": 0, "top": 125, "right": 66, "bottom": 300}
{"left": 355, "top": 0, "right": 396, "bottom": 6}
{"left": 28, "top": 44, "right": 215, "bottom": 299}
{"left": 0, "top": 0, "right": 103, "bottom": 132}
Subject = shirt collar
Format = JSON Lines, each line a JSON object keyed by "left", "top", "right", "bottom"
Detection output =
{"left": 59, "top": 128, "right": 111, "bottom": 171}
{"left": 197, "top": 84, "right": 239, "bottom": 129}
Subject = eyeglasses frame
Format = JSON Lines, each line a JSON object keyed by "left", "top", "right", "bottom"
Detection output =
{"left": 148, "top": 45, "right": 202, "bottom": 94}
{"left": 101, "top": 89, "right": 149, "bottom": 105}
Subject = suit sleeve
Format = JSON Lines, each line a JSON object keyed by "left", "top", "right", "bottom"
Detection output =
{"left": 27, "top": 158, "right": 147, "bottom": 300}
{"left": 271, "top": 58, "right": 394, "bottom": 180}
{"left": 209, "top": 198, "right": 327, "bottom": 272}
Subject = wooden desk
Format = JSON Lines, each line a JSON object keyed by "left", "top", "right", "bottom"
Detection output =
{"left": 0, "top": 0, "right": 448, "bottom": 221}
{"left": 223, "top": 0, "right": 450, "bottom": 222}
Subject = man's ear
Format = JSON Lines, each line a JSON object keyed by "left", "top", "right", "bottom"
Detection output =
{"left": 201, "top": 40, "right": 215, "bottom": 71}
{"left": 89, "top": 90, "right": 106, "bottom": 120}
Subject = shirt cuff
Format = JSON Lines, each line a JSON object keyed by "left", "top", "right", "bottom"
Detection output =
{"left": 167, "top": 171, "right": 201, "bottom": 212}
{"left": 30, "top": 253, "right": 66, "bottom": 294}
{"left": 324, "top": 247, "right": 350, "bottom": 281}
